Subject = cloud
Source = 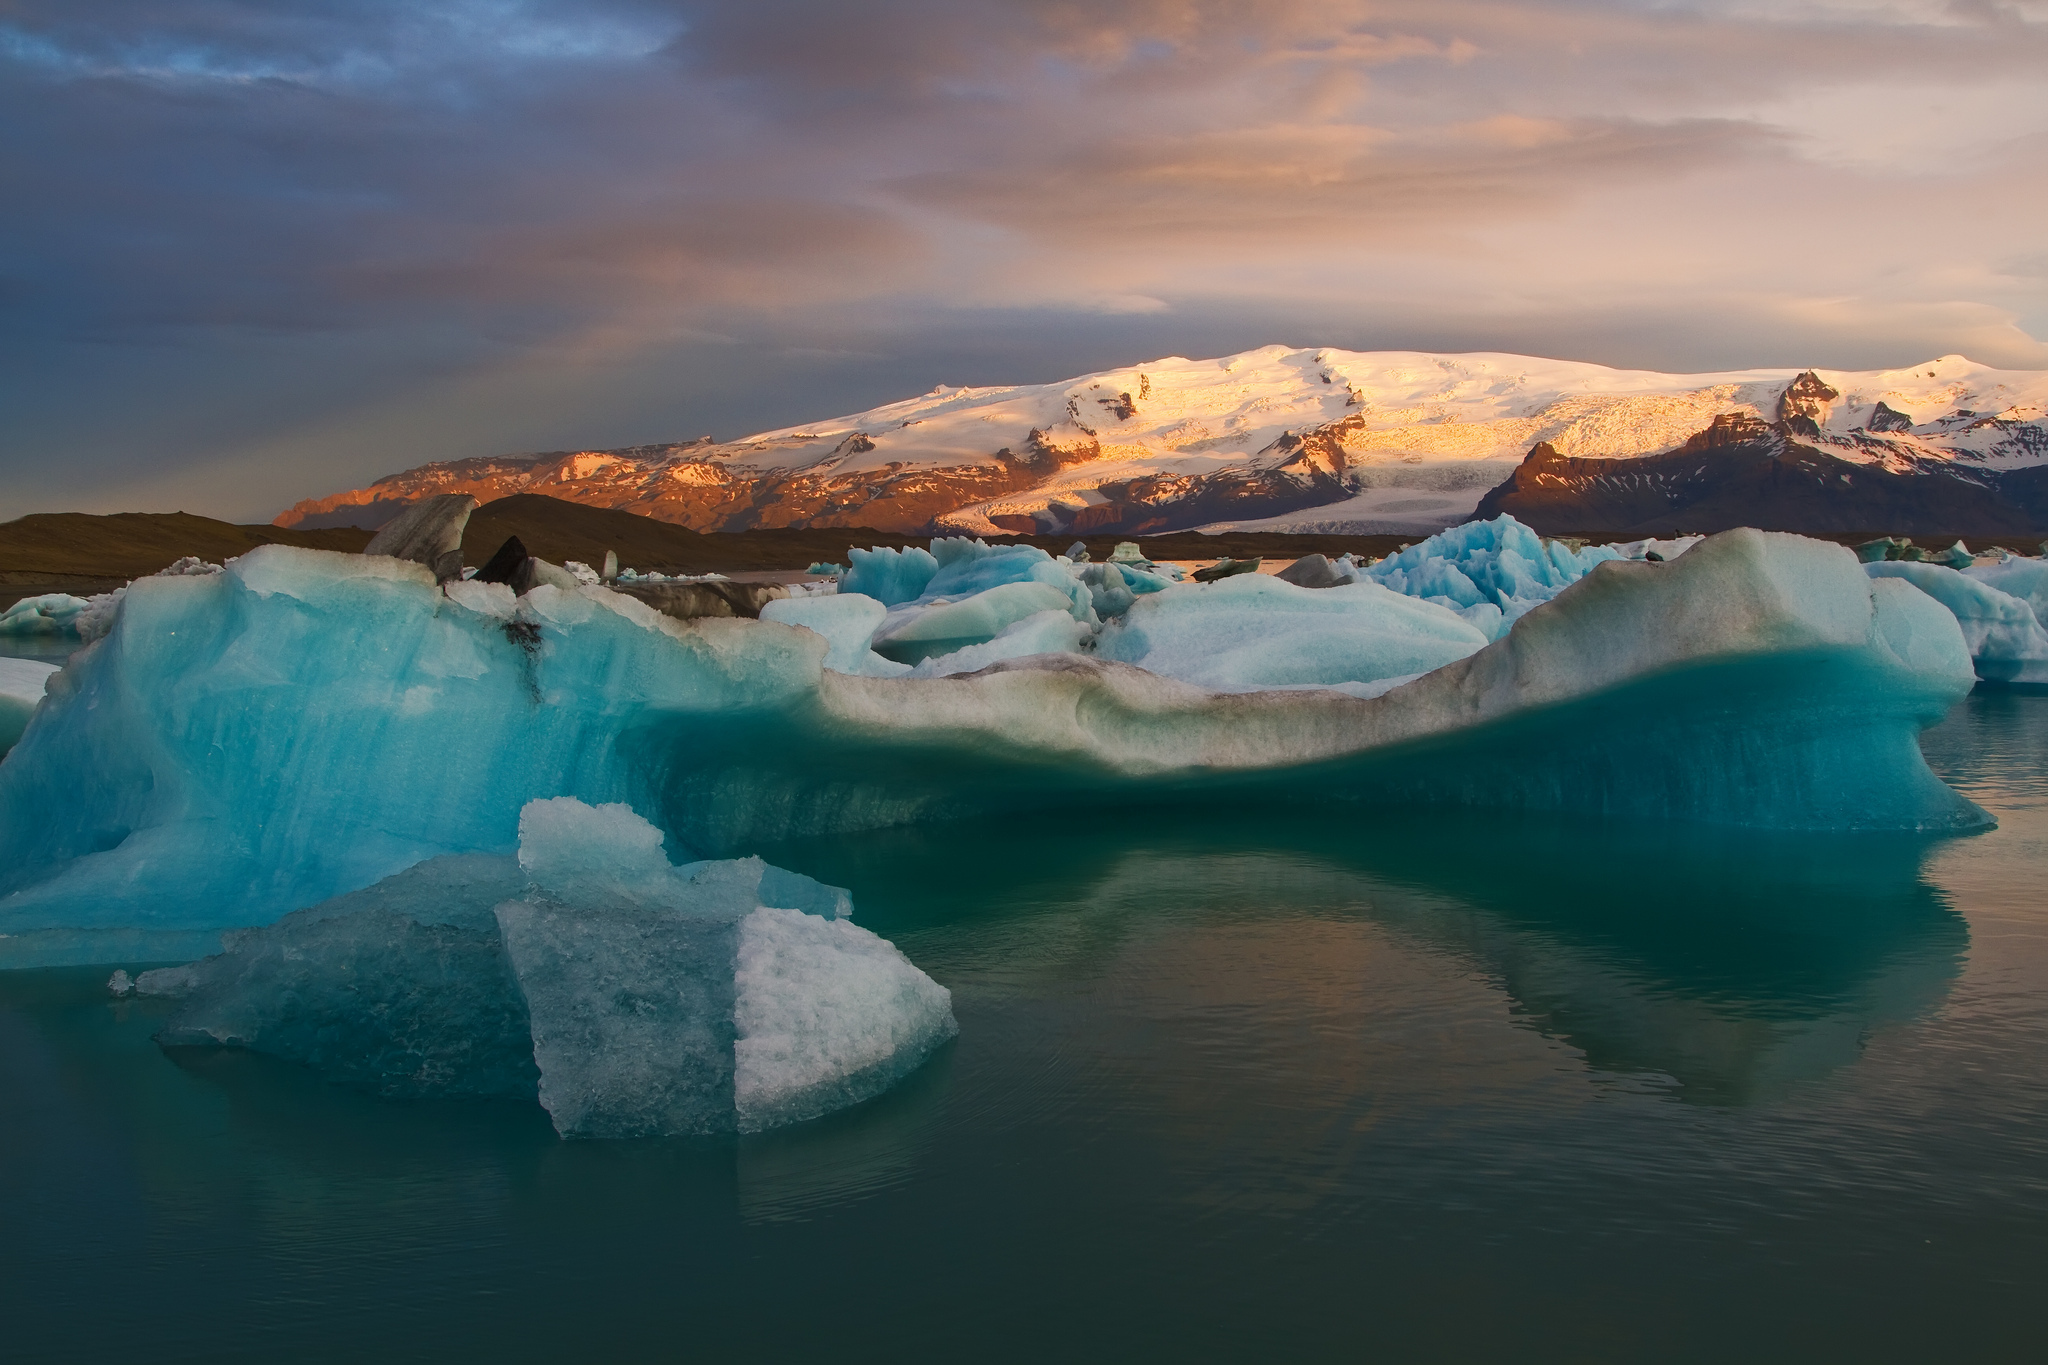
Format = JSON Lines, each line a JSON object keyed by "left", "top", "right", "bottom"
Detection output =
{"left": 1, "top": 0, "right": 2044, "bottom": 518}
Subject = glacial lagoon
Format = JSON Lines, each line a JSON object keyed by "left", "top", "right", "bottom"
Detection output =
{"left": 2, "top": 687, "right": 2042, "bottom": 1364}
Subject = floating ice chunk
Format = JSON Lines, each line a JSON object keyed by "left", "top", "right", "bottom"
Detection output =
{"left": 1079, "top": 563, "right": 1136, "bottom": 618}
{"left": 515, "top": 796, "right": 852, "bottom": 919}
{"left": 760, "top": 592, "right": 910, "bottom": 676}
{"left": 1867, "top": 561, "right": 2048, "bottom": 684}
{"left": 363, "top": 493, "right": 476, "bottom": 582}
{"left": 734, "top": 903, "right": 957, "bottom": 1131}
{"left": 500, "top": 798, "right": 939, "bottom": 1138}
{"left": 154, "top": 852, "right": 539, "bottom": 1097}
{"left": 815, "top": 530, "right": 1981, "bottom": 830}
{"left": 910, "top": 609, "right": 1091, "bottom": 678}
{"left": 134, "top": 963, "right": 204, "bottom": 996}
{"left": 1964, "top": 556, "right": 2048, "bottom": 625}
{"left": 842, "top": 545, "right": 939, "bottom": 606}
{"left": 518, "top": 795, "right": 681, "bottom": 907}
{"left": 872, "top": 581, "right": 1078, "bottom": 664}
{"left": 0, "top": 594, "right": 91, "bottom": 636}
{"left": 918, "top": 539, "right": 1094, "bottom": 620}
{"left": 1077, "top": 562, "right": 1173, "bottom": 619}
{"left": 1095, "top": 574, "right": 1489, "bottom": 690}
{"left": 1366, "top": 515, "right": 1621, "bottom": 611}
{"left": 0, "top": 657, "right": 58, "bottom": 755}
{"left": 1275, "top": 553, "right": 1350, "bottom": 589}
{"left": 495, "top": 898, "right": 741, "bottom": 1136}
{"left": 144, "top": 801, "right": 935, "bottom": 1133}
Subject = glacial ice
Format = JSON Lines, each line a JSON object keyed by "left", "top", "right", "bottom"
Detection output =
{"left": 0, "top": 527, "right": 1988, "bottom": 966}
{"left": 906, "top": 608, "right": 1091, "bottom": 678}
{"left": 872, "top": 580, "right": 1079, "bottom": 664}
{"left": 1093, "top": 573, "right": 1489, "bottom": 691}
{"left": 840, "top": 544, "right": 938, "bottom": 606}
{"left": 153, "top": 852, "right": 541, "bottom": 1098}
{"left": 764, "top": 592, "right": 1089, "bottom": 679}
{"left": 1964, "top": 556, "right": 2048, "bottom": 626}
{"left": 152, "top": 798, "right": 953, "bottom": 1136}
{"left": 0, "top": 593, "right": 90, "bottom": 636}
{"left": 761, "top": 593, "right": 906, "bottom": 676}
{"left": 1363, "top": 515, "right": 1624, "bottom": 627}
{"left": 1867, "top": 561, "right": 2048, "bottom": 685}
{"left": 921, "top": 539, "right": 1089, "bottom": 616}
{"left": 735, "top": 901, "right": 957, "bottom": 1132}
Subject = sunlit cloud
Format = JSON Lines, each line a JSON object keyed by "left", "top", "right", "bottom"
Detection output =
{"left": 2, "top": 0, "right": 2044, "bottom": 519}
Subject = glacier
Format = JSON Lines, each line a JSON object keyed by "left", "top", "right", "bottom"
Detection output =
{"left": 0, "top": 522, "right": 1989, "bottom": 969}
{"left": 146, "top": 797, "right": 955, "bottom": 1137}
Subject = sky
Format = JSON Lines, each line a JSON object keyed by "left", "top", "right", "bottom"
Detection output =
{"left": 4, "top": 0, "right": 2047, "bottom": 523}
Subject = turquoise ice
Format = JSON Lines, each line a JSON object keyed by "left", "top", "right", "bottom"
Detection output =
{"left": 0, "top": 530, "right": 1987, "bottom": 967}
{"left": 146, "top": 797, "right": 955, "bottom": 1136}
{"left": 1868, "top": 561, "right": 2048, "bottom": 685}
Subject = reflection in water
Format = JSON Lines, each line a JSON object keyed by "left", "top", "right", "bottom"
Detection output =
{"left": 0, "top": 636, "right": 78, "bottom": 664}
{"left": 4, "top": 694, "right": 2040, "bottom": 1364}
{"left": 768, "top": 807, "right": 1969, "bottom": 1108}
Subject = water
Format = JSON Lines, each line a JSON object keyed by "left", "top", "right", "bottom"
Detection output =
{"left": 0, "top": 636, "right": 80, "bottom": 663}
{"left": 3, "top": 692, "right": 2044, "bottom": 1363}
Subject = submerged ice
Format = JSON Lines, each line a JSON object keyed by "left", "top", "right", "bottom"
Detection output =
{"left": 151, "top": 798, "right": 955, "bottom": 1136}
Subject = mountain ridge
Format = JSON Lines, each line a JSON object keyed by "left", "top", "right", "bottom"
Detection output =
{"left": 276, "top": 346, "right": 2048, "bottom": 540}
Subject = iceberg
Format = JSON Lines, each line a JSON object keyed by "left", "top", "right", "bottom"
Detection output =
{"left": 840, "top": 545, "right": 938, "bottom": 606}
{"left": 1866, "top": 561, "right": 2048, "bottom": 685}
{"left": 907, "top": 609, "right": 1091, "bottom": 678}
{"left": 152, "top": 852, "right": 541, "bottom": 1098}
{"left": 1963, "top": 556, "right": 2048, "bottom": 628}
{"left": 1363, "top": 515, "right": 1624, "bottom": 628}
{"left": 864, "top": 540, "right": 1094, "bottom": 664}
{"left": 1093, "top": 573, "right": 1489, "bottom": 691}
{"left": 0, "top": 529, "right": 1985, "bottom": 966}
{"left": 150, "top": 797, "right": 954, "bottom": 1136}
{"left": 0, "top": 593, "right": 91, "bottom": 637}
{"left": 921, "top": 538, "right": 1086, "bottom": 612}
{"left": 872, "top": 580, "right": 1078, "bottom": 664}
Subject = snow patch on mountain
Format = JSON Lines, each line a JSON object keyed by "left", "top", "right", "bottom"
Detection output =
{"left": 275, "top": 347, "right": 2048, "bottom": 538}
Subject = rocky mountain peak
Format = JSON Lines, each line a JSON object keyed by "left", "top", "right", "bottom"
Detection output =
{"left": 1684, "top": 412, "right": 1779, "bottom": 450}
{"left": 1776, "top": 371, "right": 1840, "bottom": 427}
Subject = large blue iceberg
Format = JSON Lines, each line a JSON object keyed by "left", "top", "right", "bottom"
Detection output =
{"left": 0, "top": 524, "right": 1985, "bottom": 969}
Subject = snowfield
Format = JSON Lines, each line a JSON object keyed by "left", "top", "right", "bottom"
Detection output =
{"left": 275, "top": 347, "right": 2048, "bottom": 537}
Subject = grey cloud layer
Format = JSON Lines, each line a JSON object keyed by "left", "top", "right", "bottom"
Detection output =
{"left": 2, "top": 0, "right": 2044, "bottom": 518}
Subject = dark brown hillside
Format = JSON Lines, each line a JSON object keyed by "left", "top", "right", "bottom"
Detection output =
{"left": 462, "top": 494, "right": 1416, "bottom": 573}
{"left": 1474, "top": 415, "right": 2048, "bottom": 541}
{"left": 0, "top": 511, "right": 372, "bottom": 585}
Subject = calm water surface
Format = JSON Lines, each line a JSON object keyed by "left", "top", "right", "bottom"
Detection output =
{"left": 3, "top": 692, "right": 2045, "bottom": 1363}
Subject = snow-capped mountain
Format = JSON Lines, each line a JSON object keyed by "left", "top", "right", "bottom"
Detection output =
{"left": 275, "top": 347, "right": 2048, "bottom": 538}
